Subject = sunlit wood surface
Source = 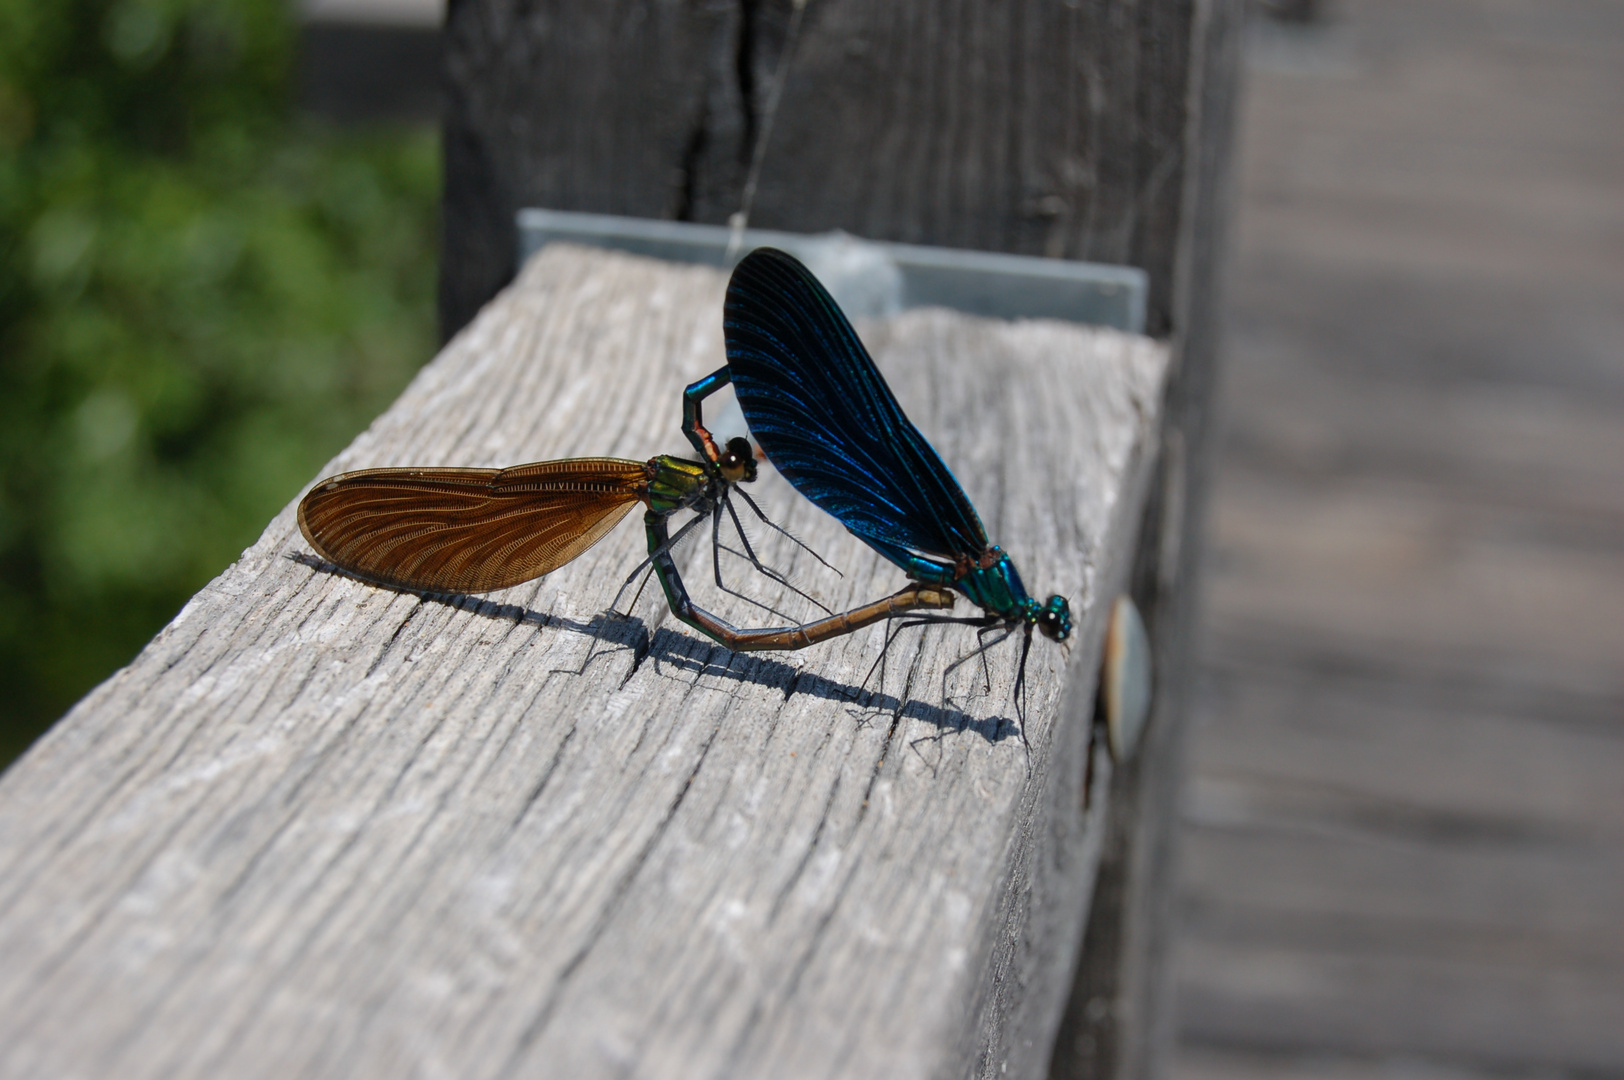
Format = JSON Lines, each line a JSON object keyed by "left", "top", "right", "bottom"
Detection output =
{"left": 1172, "top": 2, "right": 1624, "bottom": 1076}
{"left": 0, "top": 245, "right": 1169, "bottom": 1079}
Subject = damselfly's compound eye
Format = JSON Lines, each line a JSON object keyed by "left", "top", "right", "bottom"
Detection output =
{"left": 718, "top": 436, "right": 758, "bottom": 484}
{"left": 1037, "top": 594, "right": 1072, "bottom": 641}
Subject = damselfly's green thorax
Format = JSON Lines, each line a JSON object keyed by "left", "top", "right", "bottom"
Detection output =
{"left": 641, "top": 437, "right": 758, "bottom": 516}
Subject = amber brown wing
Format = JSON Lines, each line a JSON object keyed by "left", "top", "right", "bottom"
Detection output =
{"left": 297, "top": 457, "right": 651, "bottom": 593}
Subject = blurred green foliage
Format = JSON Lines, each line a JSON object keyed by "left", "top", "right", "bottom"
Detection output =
{"left": 0, "top": 0, "right": 439, "bottom": 764}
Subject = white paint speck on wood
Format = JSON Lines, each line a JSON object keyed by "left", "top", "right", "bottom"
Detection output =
{"left": 0, "top": 245, "right": 1167, "bottom": 1080}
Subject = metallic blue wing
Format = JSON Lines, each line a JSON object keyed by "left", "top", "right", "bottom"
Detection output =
{"left": 724, "top": 247, "right": 989, "bottom": 571}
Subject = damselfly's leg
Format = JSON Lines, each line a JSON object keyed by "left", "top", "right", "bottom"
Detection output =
{"left": 732, "top": 486, "right": 841, "bottom": 577}
{"left": 715, "top": 494, "right": 833, "bottom": 615}
{"left": 940, "top": 625, "right": 1016, "bottom": 685}
{"left": 612, "top": 509, "right": 708, "bottom": 613}
{"left": 939, "top": 625, "right": 1016, "bottom": 711}
{"left": 709, "top": 500, "right": 791, "bottom": 618}
{"left": 704, "top": 500, "right": 808, "bottom": 622}
{"left": 977, "top": 626, "right": 997, "bottom": 692}
{"left": 855, "top": 613, "right": 998, "bottom": 702}
{"left": 857, "top": 617, "right": 917, "bottom": 703}
{"left": 617, "top": 564, "right": 656, "bottom": 617}
{"left": 1011, "top": 627, "right": 1036, "bottom": 756}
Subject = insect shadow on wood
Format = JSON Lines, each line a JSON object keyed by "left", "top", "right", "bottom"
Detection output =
{"left": 287, "top": 549, "right": 655, "bottom": 662}
{"left": 843, "top": 613, "right": 1033, "bottom": 755}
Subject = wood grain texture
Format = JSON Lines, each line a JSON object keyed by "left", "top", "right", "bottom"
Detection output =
{"left": 440, "top": 0, "right": 742, "bottom": 336}
{"left": 439, "top": 0, "right": 1213, "bottom": 341}
{"left": 0, "top": 246, "right": 1168, "bottom": 1080}
{"left": 735, "top": 0, "right": 1192, "bottom": 330}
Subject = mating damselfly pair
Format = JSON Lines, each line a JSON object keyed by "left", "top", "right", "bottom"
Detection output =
{"left": 299, "top": 248, "right": 1072, "bottom": 730}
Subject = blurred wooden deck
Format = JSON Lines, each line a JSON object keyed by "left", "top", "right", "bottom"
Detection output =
{"left": 1170, "top": 1, "right": 1624, "bottom": 1077}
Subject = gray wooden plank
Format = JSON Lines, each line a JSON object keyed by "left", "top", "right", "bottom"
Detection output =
{"left": 1177, "top": 933, "right": 1624, "bottom": 1072}
{"left": 1179, "top": 821, "right": 1622, "bottom": 965}
{"left": 1174, "top": 0, "right": 1624, "bottom": 1075}
{"left": 1220, "top": 361, "right": 1624, "bottom": 531}
{"left": 1172, "top": 1043, "right": 1571, "bottom": 1080}
{"left": 1188, "top": 667, "right": 1624, "bottom": 839}
{"left": 0, "top": 245, "right": 1168, "bottom": 1080}
{"left": 1175, "top": 651, "right": 1624, "bottom": 1073}
{"left": 1205, "top": 467, "right": 1624, "bottom": 688}
{"left": 439, "top": 0, "right": 1223, "bottom": 339}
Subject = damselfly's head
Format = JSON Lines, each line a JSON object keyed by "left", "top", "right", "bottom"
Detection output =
{"left": 716, "top": 437, "right": 759, "bottom": 485}
{"left": 1034, "top": 594, "right": 1072, "bottom": 642}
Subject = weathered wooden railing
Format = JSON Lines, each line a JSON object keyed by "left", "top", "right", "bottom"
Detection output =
{"left": 1, "top": 0, "right": 1240, "bottom": 1070}
{"left": 441, "top": 6, "right": 1243, "bottom": 1071}
{"left": 0, "top": 245, "right": 1169, "bottom": 1078}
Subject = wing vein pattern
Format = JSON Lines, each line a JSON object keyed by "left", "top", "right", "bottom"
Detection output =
{"left": 723, "top": 248, "right": 988, "bottom": 571}
{"left": 297, "top": 457, "right": 649, "bottom": 593}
